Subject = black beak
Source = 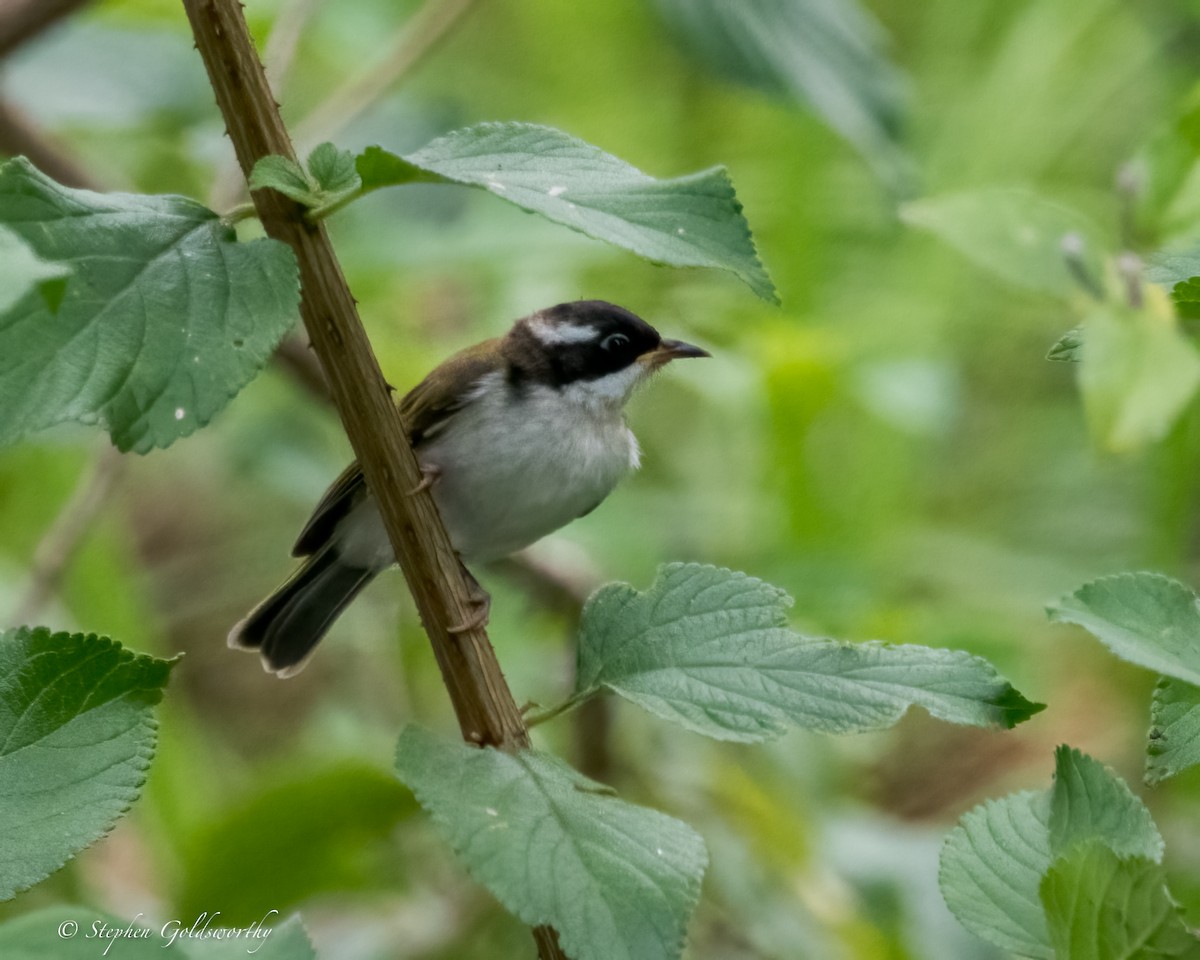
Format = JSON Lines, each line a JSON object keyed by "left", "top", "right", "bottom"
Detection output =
{"left": 654, "top": 339, "right": 712, "bottom": 362}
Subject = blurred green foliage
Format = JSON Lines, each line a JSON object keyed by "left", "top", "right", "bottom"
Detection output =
{"left": 5, "top": 0, "right": 1200, "bottom": 956}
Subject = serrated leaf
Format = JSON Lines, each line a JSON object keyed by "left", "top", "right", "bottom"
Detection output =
{"left": 575, "top": 563, "right": 1042, "bottom": 741}
{"left": 1048, "top": 573, "right": 1200, "bottom": 687}
{"left": 902, "top": 187, "right": 1106, "bottom": 296}
{"left": 1147, "top": 678, "right": 1200, "bottom": 785}
{"left": 1048, "top": 326, "right": 1083, "bottom": 362}
{"left": 395, "top": 725, "right": 707, "bottom": 960}
{"left": 941, "top": 747, "right": 1165, "bottom": 959}
{"left": 0, "top": 225, "right": 71, "bottom": 315}
{"left": 1049, "top": 746, "right": 1162, "bottom": 863}
{"left": 248, "top": 154, "right": 318, "bottom": 206}
{"left": 940, "top": 790, "right": 1055, "bottom": 958}
{"left": 1075, "top": 294, "right": 1200, "bottom": 453}
{"left": 1040, "top": 844, "right": 1200, "bottom": 959}
{"left": 0, "top": 158, "right": 300, "bottom": 453}
{"left": 0, "top": 627, "right": 175, "bottom": 901}
{"left": 305, "top": 142, "right": 359, "bottom": 195}
{"left": 1146, "top": 246, "right": 1200, "bottom": 302}
{"left": 356, "top": 123, "right": 777, "bottom": 302}
{"left": 651, "top": 0, "right": 909, "bottom": 190}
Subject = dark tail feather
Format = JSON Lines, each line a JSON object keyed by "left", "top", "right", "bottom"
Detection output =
{"left": 228, "top": 547, "right": 376, "bottom": 677}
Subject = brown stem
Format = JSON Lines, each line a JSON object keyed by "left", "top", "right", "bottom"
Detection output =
{"left": 492, "top": 552, "right": 615, "bottom": 780}
{"left": 0, "top": 0, "right": 90, "bottom": 59}
{"left": 179, "top": 1, "right": 564, "bottom": 954}
{"left": 207, "top": 0, "right": 324, "bottom": 212}
{"left": 181, "top": 0, "right": 528, "bottom": 748}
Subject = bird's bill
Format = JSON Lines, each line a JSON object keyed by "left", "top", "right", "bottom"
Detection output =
{"left": 640, "top": 339, "right": 712, "bottom": 367}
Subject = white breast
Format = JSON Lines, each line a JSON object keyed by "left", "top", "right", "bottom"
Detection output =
{"left": 337, "top": 374, "right": 639, "bottom": 568}
{"left": 425, "top": 376, "right": 639, "bottom": 561}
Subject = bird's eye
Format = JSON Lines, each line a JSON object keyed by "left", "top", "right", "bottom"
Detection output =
{"left": 600, "top": 332, "right": 630, "bottom": 352}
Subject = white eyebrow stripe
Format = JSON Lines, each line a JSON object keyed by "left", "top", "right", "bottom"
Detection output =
{"left": 528, "top": 318, "right": 598, "bottom": 345}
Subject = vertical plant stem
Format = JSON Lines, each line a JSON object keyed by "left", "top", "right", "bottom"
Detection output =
{"left": 178, "top": 2, "right": 565, "bottom": 954}
{"left": 12, "top": 444, "right": 124, "bottom": 625}
{"left": 180, "top": 0, "right": 529, "bottom": 749}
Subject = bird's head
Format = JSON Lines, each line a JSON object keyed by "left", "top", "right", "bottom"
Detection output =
{"left": 507, "top": 300, "right": 710, "bottom": 408}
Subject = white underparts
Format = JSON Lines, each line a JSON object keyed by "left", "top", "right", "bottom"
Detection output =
{"left": 334, "top": 372, "right": 641, "bottom": 568}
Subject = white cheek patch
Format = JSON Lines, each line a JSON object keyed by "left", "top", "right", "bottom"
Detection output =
{"left": 528, "top": 318, "right": 598, "bottom": 345}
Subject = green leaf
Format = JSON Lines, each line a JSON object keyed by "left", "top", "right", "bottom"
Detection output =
{"left": 355, "top": 123, "right": 777, "bottom": 303}
{"left": 1040, "top": 845, "right": 1200, "bottom": 960}
{"left": 939, "top": 790, "right": 1055, "bottom": 958}
{"left": 250, "top": 146, "right": 363, "bottom": 213}
{"left": 1048, "top": 326, "right": 1083, "bottom": 363}
{"left": 1075, "top": 295, "right": 1200, "bottom": 452}
{"left": 0, "top": 158, "right": 301, "bottom": 453}
{"left": 395, "top": 725, "right": 707, "bottom": 960}
{"left": 1146, "top": 245, "right": 1200, "bottom": 301}
{"left": 1145, "top": 248, "right": 1200, "bottom": 319}
{"left": 1048, "top": 573, "right": 1200, "bottom": 688}
{"left": 651, "top": 0, "right": 909, "bottom": 190}
{"left": 0, "top": 225, "right": 71, "bottom": 315}
{"left": 179, "top": 762, "right": 417, "bottom": 925}
{"left": 575, "top": 563, "right": 1042, "bottom": 741}
{"left": 0, "top": 627, "right": 175, "bottom": 901}
{"left": 1049, "top": 746, "right": 1162, "bottom": 863}
{"left": 305, "top": 142, "right": 359, "bottom": 195}
{"left": 354, "top": 146, "right": 432, "bottom": 191}
{"left": 940, "top": 747, "right": 1164, "bottom": 959}
{"left": 902, "top": 187, "right": 1106, "bottom": 296}
{"left": 248, "top": 154, "right": 317, "bottom": 205}
{"left": 1147, "top": 678, "right": 1200, "bottom": 785}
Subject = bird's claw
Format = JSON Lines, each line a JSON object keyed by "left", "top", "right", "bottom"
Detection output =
{"left": 407, "top": 464, "right": 442, "bottom": 496}
{"left": 448, "top": 594, "right": 491, "bottom": 634}
{"left": 448, "top": 560, "right": 491, "bottom": 633}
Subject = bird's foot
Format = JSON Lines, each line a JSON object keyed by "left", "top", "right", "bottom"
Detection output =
{"left": 447, "top": 594, "right": 491, "bottom": 633}
{"left": 447, "top": 561, "right": 491, "bottom": 634}
{"left": 407, "top": 463, "right": 442, "bottom": 496}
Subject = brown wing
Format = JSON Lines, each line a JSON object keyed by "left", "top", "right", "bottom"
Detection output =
{"left": 291, "top": 339, "right": 503, "bottom": 558}
{"left": 398, "top": 338, "right": 503, "bottom": 445}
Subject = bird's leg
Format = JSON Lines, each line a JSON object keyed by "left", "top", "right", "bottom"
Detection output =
{"left": 407, "top": 462, "right": 442, "bottom": 496}
{"left": 448, "top": 559, "right": 492, "bottom": 633}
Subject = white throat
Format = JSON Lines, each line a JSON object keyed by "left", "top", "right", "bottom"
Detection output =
{"left": 559, "top": 363, "right": 648, "bottom": 413}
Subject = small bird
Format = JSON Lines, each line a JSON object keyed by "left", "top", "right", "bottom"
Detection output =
{"left": 229, "top": 300, "right": 710, "bottom": 677}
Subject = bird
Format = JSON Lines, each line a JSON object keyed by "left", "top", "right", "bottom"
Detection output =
{"left": 228, "top": 300, "right": 710, "bottom": 677}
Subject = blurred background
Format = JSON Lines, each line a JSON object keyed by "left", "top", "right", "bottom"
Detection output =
{"left": 3, "top": 0, "right": 1200, "bottom": 956}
